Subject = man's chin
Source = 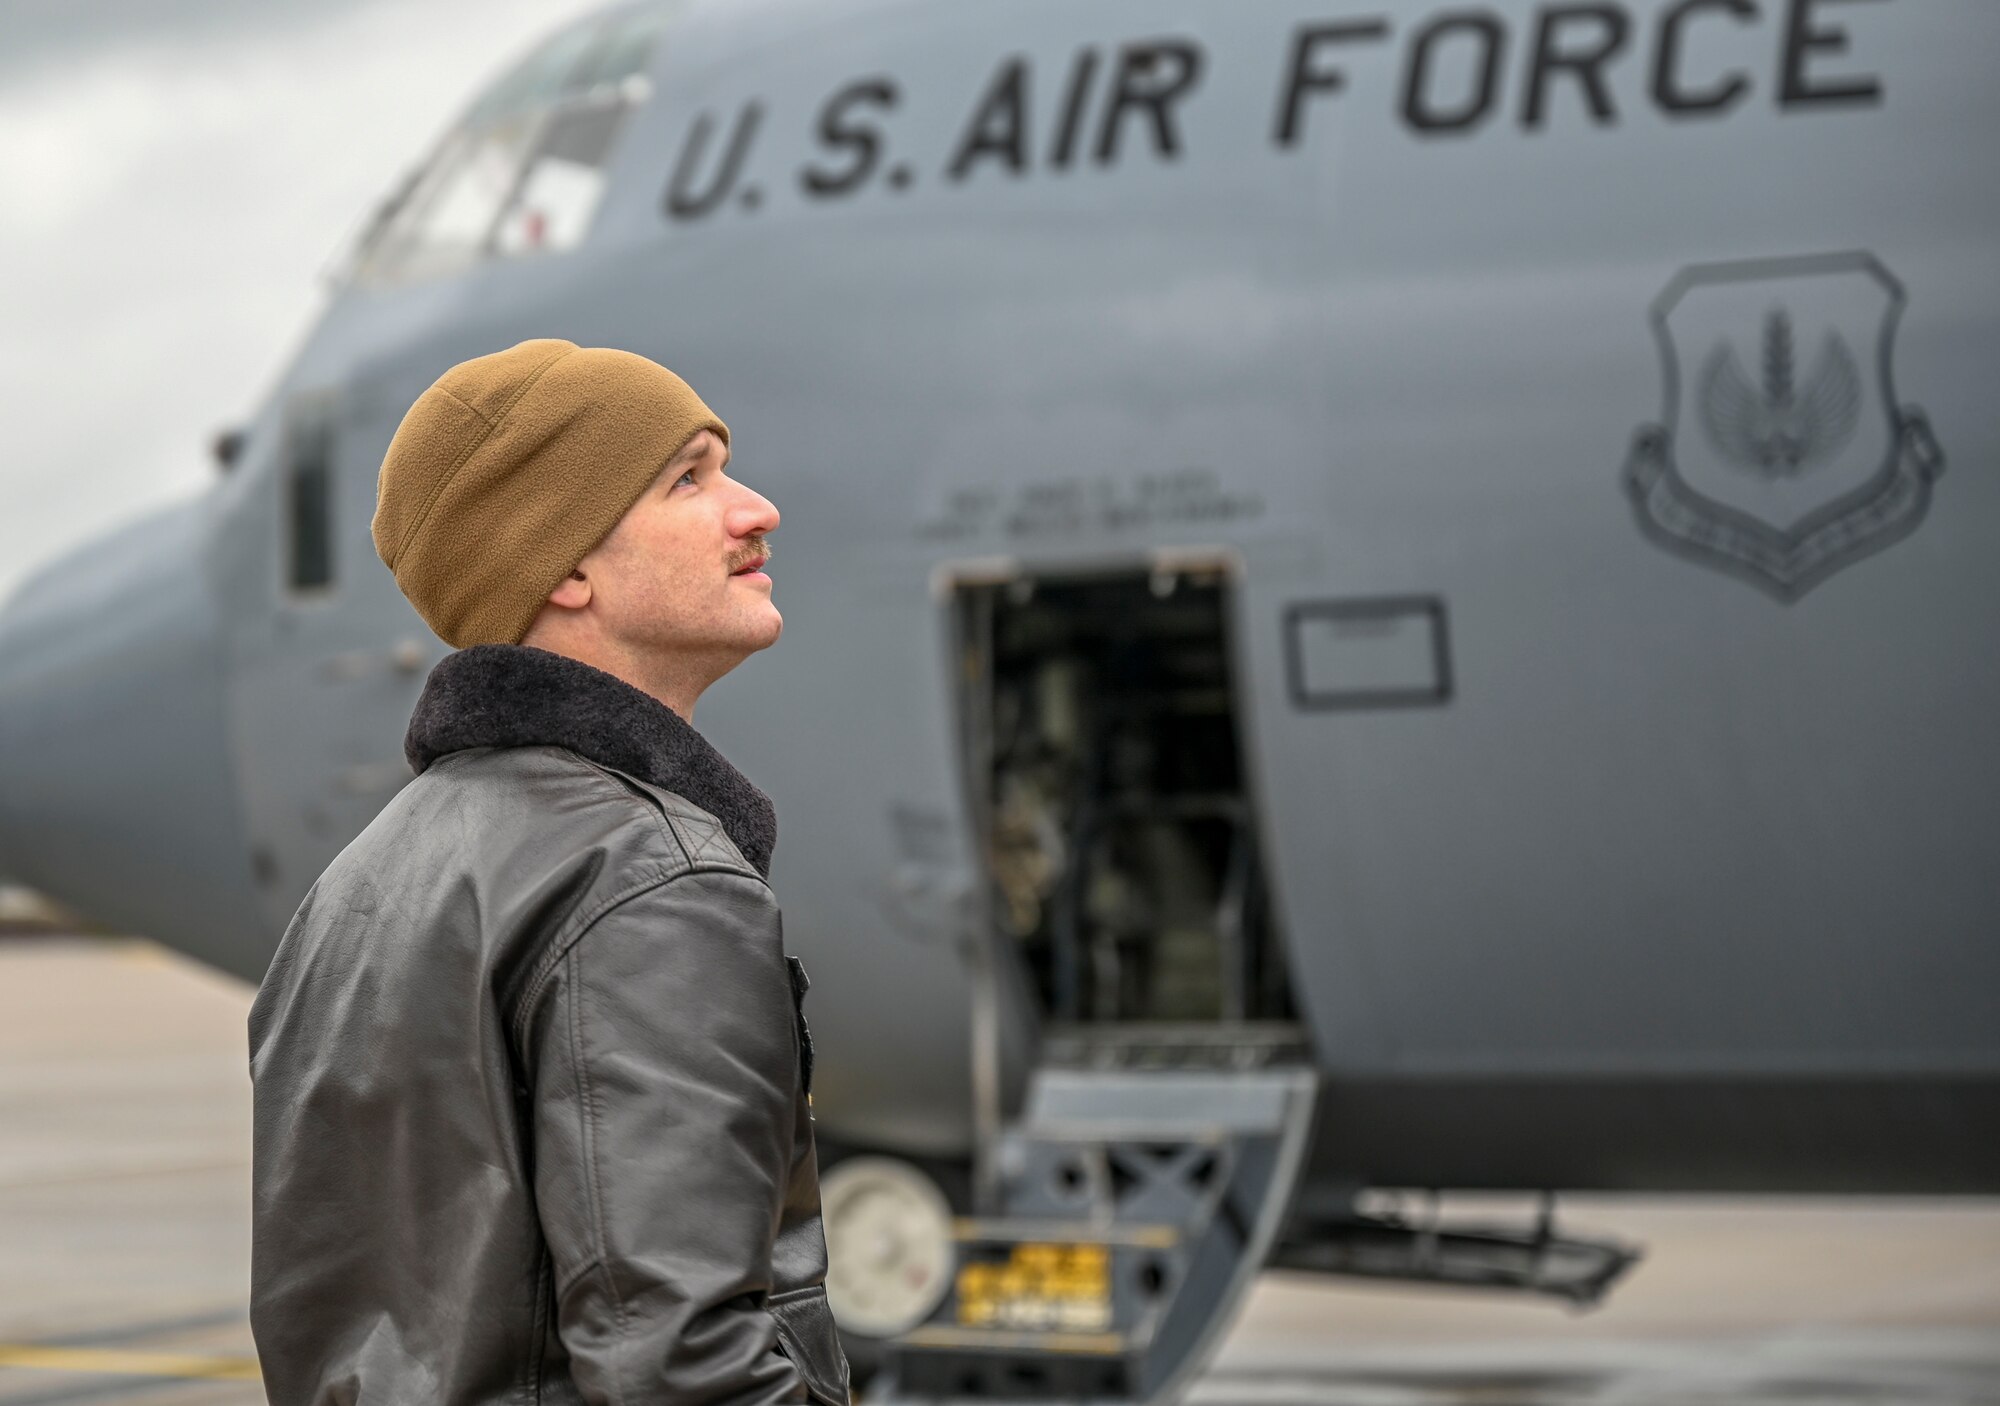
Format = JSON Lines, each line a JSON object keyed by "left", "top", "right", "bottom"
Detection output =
{"left": 730, "top": 602, "right": 783, "bottom": 654}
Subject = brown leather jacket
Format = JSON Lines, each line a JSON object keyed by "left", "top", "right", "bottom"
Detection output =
{"left": 249, "top": 644, "right": 850, "bottom": 1406}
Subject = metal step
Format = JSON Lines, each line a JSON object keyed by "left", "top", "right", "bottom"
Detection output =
{"left": 1271, "top": 1194, "right": 1642, "bottom": 1308}
{"left": 872, "top": 1064, "right": 1319, "bottom": 1405}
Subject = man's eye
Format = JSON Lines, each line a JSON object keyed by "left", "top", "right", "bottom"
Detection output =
{"left": 674, "top": 469, "right": 697, "bottom": 489}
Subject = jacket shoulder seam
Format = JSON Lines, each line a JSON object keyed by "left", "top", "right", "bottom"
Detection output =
{"left": 509, "top": 864, "right": 774, "bottom": 1051}
{"left": 498, "top": 752, "right": 692, "bottom": 1041}
{"left": 510, "top": 868, "right": 681, "bottom": 1051}
{"left": 570, "top": 755, "right": 690, "bottom": 867}
{"left": 575, "top": 756, "right": 763, "bottom": 880}
{"left": 415, "top": 746, "right": 694, "bottom": 868}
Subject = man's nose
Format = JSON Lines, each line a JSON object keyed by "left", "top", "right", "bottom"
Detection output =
{"left": 727, "top": 480, "right": 779, "bottom": 537}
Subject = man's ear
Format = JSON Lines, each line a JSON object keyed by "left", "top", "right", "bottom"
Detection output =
{"left": 546, "top": 569, "right": 591, "bottom": 609}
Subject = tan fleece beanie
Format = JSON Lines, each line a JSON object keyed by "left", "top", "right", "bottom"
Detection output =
{"left": 372, "top": 338, "right": 729, "bottom": 648}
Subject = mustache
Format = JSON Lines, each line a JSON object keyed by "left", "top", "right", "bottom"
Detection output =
{"left": 727, "top": 537, "right": 772, "bottom": 573}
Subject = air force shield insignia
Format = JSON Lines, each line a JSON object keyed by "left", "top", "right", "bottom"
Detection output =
{"left": 1623, "top": 252, "right": 1945, "bottom": 600}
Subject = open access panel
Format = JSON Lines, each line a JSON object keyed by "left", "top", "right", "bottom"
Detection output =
{"left": 870, "top": 555, "right": 1318, "bottom": 1404}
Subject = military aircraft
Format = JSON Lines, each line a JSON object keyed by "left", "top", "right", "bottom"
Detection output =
{"left": 1, "top": 0, "right": 1994, "bottom": 1398}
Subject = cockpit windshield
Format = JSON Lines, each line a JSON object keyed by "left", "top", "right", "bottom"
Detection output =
{"left": 342, "top": 5, "right": 665, "bottom": 287}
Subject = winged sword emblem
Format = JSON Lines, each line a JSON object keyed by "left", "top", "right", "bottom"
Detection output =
{"left": 1697, "top": 309, "right": 1861, "bottom": 479}
{"left": 1622, "top": 253, "right": 1945, "bottom": 600}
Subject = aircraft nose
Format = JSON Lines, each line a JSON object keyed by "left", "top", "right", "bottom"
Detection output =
{"left": 0, "top": 499, "right": 265, "bottom": 976}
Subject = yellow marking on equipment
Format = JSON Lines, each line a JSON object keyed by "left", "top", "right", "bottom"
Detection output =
{"left": 0, "top": 1344, "right": 262, "bottom": 1381}
{"left": 956, "top": 1241, "right": 1114, "bottom": 1331}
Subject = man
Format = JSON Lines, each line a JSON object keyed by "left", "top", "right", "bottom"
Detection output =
{"left": 248, "top": 338, "right": 850, "bottom": 1406}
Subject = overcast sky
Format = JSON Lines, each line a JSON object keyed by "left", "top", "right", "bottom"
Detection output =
{"left": 0, "top": 0, "right": 602, "bottom": 607}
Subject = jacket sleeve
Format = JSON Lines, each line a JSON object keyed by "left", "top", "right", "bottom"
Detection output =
{"left": 527, "top": 867, "right": 810, "bottom": 1406}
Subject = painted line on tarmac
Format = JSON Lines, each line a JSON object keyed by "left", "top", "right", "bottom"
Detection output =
{"left": 34, "top": 1306, "right": 248, "bottom": 1351}
{"left": 0, "top": 1345, "right": 260, "bottom": 1381}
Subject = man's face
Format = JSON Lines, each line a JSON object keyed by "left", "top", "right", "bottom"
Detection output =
{"left": 573, "top": 428, "right": 781, "bottom": 667}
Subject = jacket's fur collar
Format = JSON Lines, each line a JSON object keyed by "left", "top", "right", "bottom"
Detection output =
{"left": 405, "top": 644, "right": 775, "bottom": 878}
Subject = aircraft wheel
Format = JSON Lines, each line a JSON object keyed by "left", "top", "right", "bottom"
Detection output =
{"left": 819, "top": 1154, "right": 960, "bottom": 1385}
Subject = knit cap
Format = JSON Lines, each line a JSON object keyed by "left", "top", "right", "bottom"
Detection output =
{"left": 372, "top": 338, "right": 729, "bottom": 648}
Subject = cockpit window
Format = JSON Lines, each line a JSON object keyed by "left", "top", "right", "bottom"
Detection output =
{"left": 284, "top": 393, "right": 337, "bottom": 593}
{"left": 343, "top": 6, "right": 664, "bottom": 287}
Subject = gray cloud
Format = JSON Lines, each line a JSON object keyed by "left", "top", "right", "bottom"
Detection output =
{"left": 0, "top": 0, "right": 380, "bottom": 86}
{"left": 0, "top": 0, "right": 603, "bottom": 606}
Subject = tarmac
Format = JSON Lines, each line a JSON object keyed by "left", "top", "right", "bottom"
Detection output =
{"left": 0, "top": 935, "right": 1994, "bottom": 1406}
